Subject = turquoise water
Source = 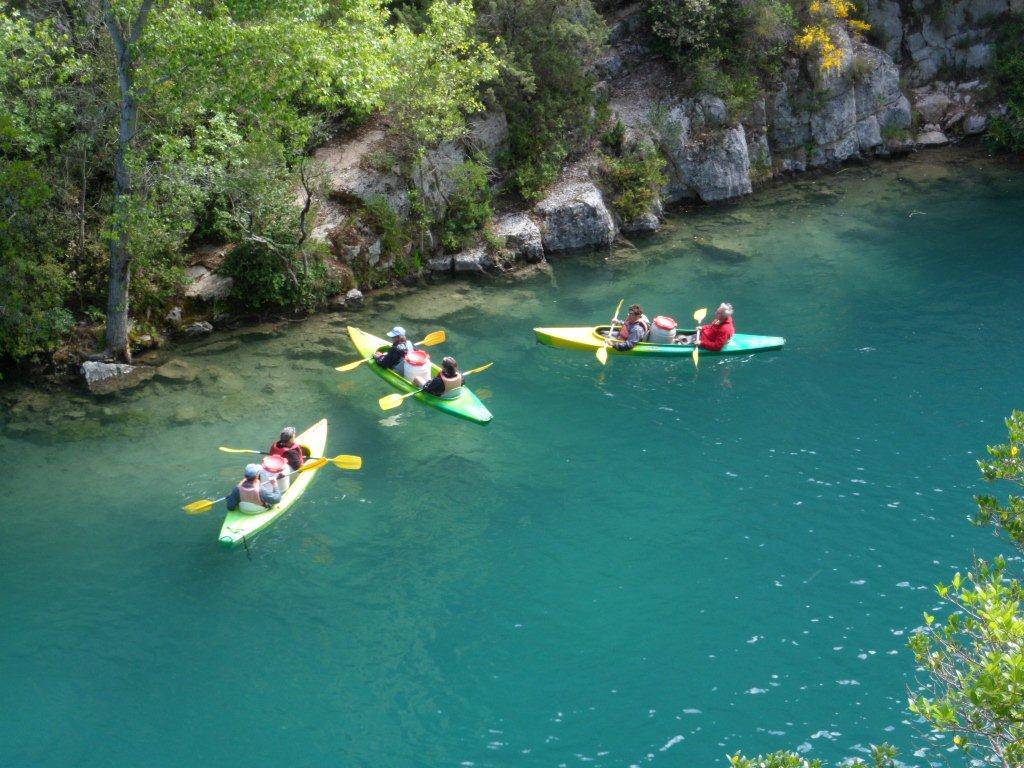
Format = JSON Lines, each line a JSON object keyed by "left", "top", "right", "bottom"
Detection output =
{"left": 3, "top": 151, "right": 1024, "bottom": 767}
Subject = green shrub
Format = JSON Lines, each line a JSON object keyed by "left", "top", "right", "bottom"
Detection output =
{"left": 220, "top": 241, "right": 338, "bottom": 313}
{"left": 987, "top": 18, "right": 1024, "bottom": 154}
{"left": 600, "top": 150, "right": 667, "bottom": 222}
{"left": 440, "top": 156, "right": 493, "bottom": 252}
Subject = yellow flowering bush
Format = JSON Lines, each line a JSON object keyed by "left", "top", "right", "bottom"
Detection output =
{"left": 796, "top": 0, "right": 869, "bottom": 72}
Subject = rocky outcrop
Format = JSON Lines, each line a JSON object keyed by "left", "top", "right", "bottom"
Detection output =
{"left": 535, "top": 181, "right": 616, "bottom": 253}
{"left": 490, "top": 213, "right": 544, "bottom": 263}
{"left": 184, "top": 265, "right": 234, "bottom": 301}
{"left": 81, "top": 361, "right": 154, "bottom": 395}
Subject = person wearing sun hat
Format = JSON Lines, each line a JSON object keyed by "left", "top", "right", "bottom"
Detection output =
{"left": 373, "top": 325, "right": 416, "bottom": 371}
{"left": 225, "top": 463, "right": 282, "bottom": 513}
{"left": 267, "top": 426, "right": 306, "bottom": 490}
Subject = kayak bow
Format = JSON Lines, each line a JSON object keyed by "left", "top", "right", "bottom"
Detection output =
{"left": 217, "top": 418, "right": 328, "bottom": 549}
{"left": 346, "top": 327, "right": 492, "bottom": 425}
{"left": 533, "top": 326, "right": 785, "bottom": 357}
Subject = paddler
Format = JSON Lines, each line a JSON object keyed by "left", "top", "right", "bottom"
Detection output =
{"left": 610, "top": 303, "right": 651, "bottom": 351}
{"left": 414, "top": 356, "right": 464, "bottom": 398}
{"left": 268, "top": 426, "right": 306, "bottom": 491}
{"left": 679, "top": 302, "right": 735, "bottom": 350}
{"left": 373, "top": 326, "right": 416, "bottom": 371}
{"left": 225, "top": 463, "right": 281, "bottom": 512}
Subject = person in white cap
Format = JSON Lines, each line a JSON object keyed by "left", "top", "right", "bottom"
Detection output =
{"left": 678, "top": 303, "right": 735, "bottom": 350}
{"left": 225, "top": 464, "right": 281, "bottom": 512}
{"left": 374, "top": 326, "right": 416, "bottom": 371}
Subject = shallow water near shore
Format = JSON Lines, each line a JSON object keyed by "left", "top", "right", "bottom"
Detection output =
{"left": 3, "top": 150, "right": 1024, "bottom": 767}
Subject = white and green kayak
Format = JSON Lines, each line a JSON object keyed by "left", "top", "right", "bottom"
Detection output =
{"left": 218, "top": 418, "right": 328, "bottom": 549}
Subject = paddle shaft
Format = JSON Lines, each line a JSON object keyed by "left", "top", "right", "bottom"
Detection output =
{"left": 395, "top": 365, "right": 489, "bottom": 403}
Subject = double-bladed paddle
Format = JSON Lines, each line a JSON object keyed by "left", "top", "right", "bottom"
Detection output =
{"left": 377, "top": 362, "right": 494, "bottom": 411}
{"left": 691, "top": 307, "right": 708, "bottom": 368}
{"left": 182, "top": 456, "right": 336, "bottom": 515}
{"left": 335, "top": 330, "right": 446, "bottom": 373}
{"left": 596, "top": 299, "right": 624, "bottom": 365}
{"left": 217, "top": 446, "right": 362, "bottom": 470}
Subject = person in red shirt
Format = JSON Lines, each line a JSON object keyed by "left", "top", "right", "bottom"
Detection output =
{"left": 679, "top": 303, "right": 735, "bottom": 350}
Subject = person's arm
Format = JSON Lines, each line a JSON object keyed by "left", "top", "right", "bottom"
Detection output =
{"left": 699, "top": 323, "right": 729, "bottom": 351}
{"left": 615, "top": 324, "right": 643, "bottom": 351}
{"left": 375, "top": 344, "right": 404, "bottom": 370}
{"left": 225, "top": 486, "right": 240, "bottom": 511}
{"left": 261, "top": 485, "right": 282, "bottom": 506}
{"left": 286, "top": 445, "right": 303, "bottom": 470}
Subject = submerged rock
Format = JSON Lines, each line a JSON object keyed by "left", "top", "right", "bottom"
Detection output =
{"left": 155, "top": 358, "right": 200, "bottom": 383}
{"left": 183, "top": 321, "right": 214, "bottom": 337}
{"left": 81, "top": 361, "right": 155, "bottom": 395}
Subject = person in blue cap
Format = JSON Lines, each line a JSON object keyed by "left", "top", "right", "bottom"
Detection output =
{"left": 373, "top": 326, "right": 416, "bottom": 371}
{"left": 225, "top": 463, "right": 282, "bottom": 512}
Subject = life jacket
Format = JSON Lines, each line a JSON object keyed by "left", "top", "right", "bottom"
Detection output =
{"left": 269, "top": 440, "right": 304, "bottom": 467}
{"left": 618, "top": 314, "right": 651, "bottom": 341}
{"left": 440, "top": 371, "right": 464, "bottom": 398}
{"left": 237, "top": 479, "right": 269, "bottom": 509}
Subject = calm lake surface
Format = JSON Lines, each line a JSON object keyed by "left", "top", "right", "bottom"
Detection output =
{"left": 3, "top": 150, "right": 1024, "bottom": 767}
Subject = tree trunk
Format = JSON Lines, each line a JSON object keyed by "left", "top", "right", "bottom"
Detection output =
{"left": 102, "top": 1, "right": 152, "bottom": 362}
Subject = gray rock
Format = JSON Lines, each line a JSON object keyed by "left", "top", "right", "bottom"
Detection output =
{"left": 344, "top": 288, "right": 364, "bottom": 306}
{"left": 679, "top": 126, "right": 753, "bottom": 200}
{"left": 535, "top": 181, "right": 616, "bottom": 254}
{"left": 81, "top": 361, "right": 154, "bottom": 395}
{"left": 964, "top": 113, "right": 988, "bottom": 134}
{"left": 155, "top": 358, "right": 199, "bottom": 383}
{"left": 184, "top": 266, "right": 234, "bottom": 301}
{"left": 966, "top": 0, "right": 1010, "bottom": 22}
{"left": 916, "top": 92, "right": 953, "bottom": 124}
{"left": 857, "top": 116, "right": 883, "bottom": 150}
{"left": 172, "top": 405, "right": 199, "bottom": 425}
{"left": 864, "top": 0, "right": 904, "bottom": 58}
{"left": 327, "top": 294, "right": 348, "bottom": 311}
{"left": 619, "top": 212, "right": 661, "bottom": 235}
{"left": 183, "top": 321, "right": 214, "bottom": 337}
{"left": 465, "top": 110, "right": 509, "bottom": 162}
{"left": 165, "top": 306, "right": 183, "bottom": 325}
{"left": 916, "top": 129, "right": 950, "bottom": 146}
{"left": 490, "top": 213, "right": 544, "bottom": 263}
{"left": 314, "top": 129, "right": 411, "bottom": 217}
{"left": 428, "top": 254, "right": 453, "bottom": 272}
{"left": 453, "top": 246, "right": 494, "bottom": 273}
{"left": 963, "top": 43, "right": 993, "bottom": 69}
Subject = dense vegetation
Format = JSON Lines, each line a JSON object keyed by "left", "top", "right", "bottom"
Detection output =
{"left": 0, "top": 0, "right": 1018, "bottom": 378}
{"left": 731, "top": 411, "right": 1024, "bottom": 768}
{"left": 987, "top": 18, "right": 1024, "bottom": 154}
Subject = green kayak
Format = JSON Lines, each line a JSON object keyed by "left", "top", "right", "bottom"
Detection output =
{"left": 218, "top": 418, "right": 328, "bottom": 549}
{"left": 534, "top": 325, "right": 786, "bottom": 357}
{"left": 347, "top": 326, "right": 492, "bottom": 425}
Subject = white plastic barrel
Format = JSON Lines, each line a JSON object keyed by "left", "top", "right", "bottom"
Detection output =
{"left": 648, "top": 315, "right": 677, "bottom": 344}
{"left": 403, "top": 348, "right": 431, "bottom": 382}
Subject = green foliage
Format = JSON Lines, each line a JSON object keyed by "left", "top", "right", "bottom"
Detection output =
{"left": 478, "top": 0, "right": 607, "bottom": 200}
{"left": 384, "top": 0, "right": 499, "bottom": 145}
{"left": 907, "top": 412, "right": 1024, "bottom": 768}
{"left": 600, "top": 150, "right": 667, "bottom": 222}
{"left": 643, "top": 0, "right": 795, "bottom": 114}
{"left": 987, "top": 19, "right": 1024, "bottom": 154}
{"left": 0, "top": 158, "right": 74, "bottom": 368}
{"left": 440, "top": 155, "right": 493, "bottom": 252}
{"left": 220, "top": 241, "right": 338, "bottom": 313}
{"left": 727, "top": 744, "right": 897, "bottom": 768}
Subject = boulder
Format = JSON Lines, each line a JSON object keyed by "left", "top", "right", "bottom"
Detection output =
{"left": 535, "top": 181, "right": 616, "bottom": 254}
{"left": 916, "top": 129, "right": 950, "bottom": 146}
{"left": 675, "top": 126, "right": 753, "bottom": 201}
{"left": 165, "top": 306, "right": 183, "bottom": 326}
{"left": 183, "top": 321, "right": 214, "bottom": 337}
{"left": 344, "top": 288, "right": 364, "bottom": 307}
{"left": 619, "top": 212, "right": 661, "bottom": 235}
{"left": 453, "top": 246, "right": 494, "bottom": 273}
{"left": 964, "top": 112, "right": 988, "bottom": 134}
{"left": 428, "top": 254, "right": 454, "bottom": 273}
{"left": 863, "top": 0, "right": 904, "bottom": 58}
{"left": 490, "top": 213, "right": 544, "bottom": 263}
{"left": 80, "top": 361, "right": 154, "bottom": 395}
{"left": 184, "top": 266, "right": 234, "bottom": 301}
{"left": 916, "top": 91, "right": 953, "bottom": 124}
{"left": 314, "top": 128, "right": 410, "bottom": 217}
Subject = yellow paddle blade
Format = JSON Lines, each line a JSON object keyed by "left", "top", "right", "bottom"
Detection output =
{"left": 218, "top": 447, "right": 261, "bottom": 455}
{"left": 596, "top": 345, "right": 609, "bottom": 365}
{"left": 184, "top": 499, "right": 216, "bottom": 515}
{"left": 335, "top": 357, "right": 369, "bottom": 372}
{"left": 332, "top": 454, "right": 363, "bottom": 470}
{"left": 692, "top": 345, "right": 700, "bottom": 369}
{"left": 693, "top": 307, "right": 708, "bottom": 323}
{"left": 465, "top": 362, "right": 493, "bottom": 376}
{"left": 419, "top": 330, "right": 446, "bottom": 347}
{"left": 298, "top": 457, "right": 328, "bottom": 473}
{"left": 379, "top": 393, "right": 407, "bottom": 411}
